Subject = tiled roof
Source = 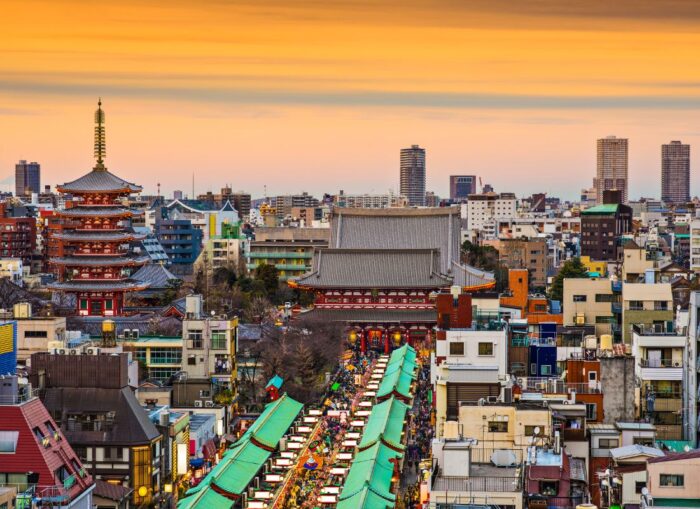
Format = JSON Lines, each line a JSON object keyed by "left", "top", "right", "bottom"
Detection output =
{"left": 295, "top": 249, "right": 453, "bottom": 289}
{"left": 610, "top": 444, "right": 665, "bottom": 460}
{"left": 47, "top": 279, "right": 150, "bottom": 292}
{"left": 56, "top": 207, "right": 139, "bottom": 218}
{"left": 330, "top": 207, "right": 461, "bottom": 275}
{"left": 131, "top": 263, "right": 179, "bottom": 289}
{"left": 93, "top": 479, "right": 133, "bottom": 501}
{"left": 298, "top": 307, "right": 437, "bottom": 323}
{"left": 52, "top": 231, "right": 146, "bottom": 242}
{"left": 647, "top": 449, "right": 700, "bottom": 463}
{"left": 50, "top": 255, "right": 150, "bottom": 267}
{"left": 57, "top": 169, "right": 142, "bottom": 193}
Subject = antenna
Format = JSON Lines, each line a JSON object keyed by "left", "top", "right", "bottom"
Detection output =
{"left": 93, "top": 98, "right": 106, "bottom": 170}
{"left": 192, "top": 172, "right": 195, "bottom": 200}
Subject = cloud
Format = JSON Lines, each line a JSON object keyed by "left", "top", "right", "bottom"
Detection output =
{"left": 1, "top": 77, "right": 699, "bottom": 110}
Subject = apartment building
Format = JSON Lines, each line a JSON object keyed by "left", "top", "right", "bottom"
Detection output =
{"left": 621, "top": 283, "right": 673, "bottom": 344}
{"left": 246, "top": 226, "right": 329, "bottom": 280}
{"left": 563, "top": 278, "right": 617, "bottom": 337}
{"left": 466, "top": 192, "right": 517, "bottom": 239}
{"left": 497, "top": 238, "right": 550, "bottom": 288}
{"left": 647, "top": 451, "right": 700, "bottom": 506}
{"left": 580, "top": 203, "right": 633, "bottom": 262}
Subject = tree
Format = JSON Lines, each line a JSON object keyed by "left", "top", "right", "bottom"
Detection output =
{"left": 254, "top": 263, "right": 279, "bottom": 297}
{"left": 212, "top": 266, "right": 237, "bottom": 287}
{"left": 548, "top": 257, "right": 590, "bottom": 303}
{"left": 461, "top": 240, "right": 500, "bottom": 272}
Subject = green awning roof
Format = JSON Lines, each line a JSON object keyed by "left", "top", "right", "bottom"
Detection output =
{"left": 239, "top": 393, "right": 304, "bottom": 449}
{"left": 581, "top": 204, "right": 619, "bottom": 215}
{"left": 337, "top": 442, "right": 402, "bottom": 509}
{"left": 178, "top": 486, "right": 234, "bottom": 509}
{"left": 359, "top": 396, "right": 409, "bottom": 451}
{"left": 377, "top": 346, "right": 417, "bottom": 400}
{"left": 178, "top": 393, "right": 303, "bottom": 508}
{"left": 653, "top": 499, "right": 700, "bottom": 507}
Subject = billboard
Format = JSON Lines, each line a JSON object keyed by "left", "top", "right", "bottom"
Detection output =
{"left": 0, "top": 322, "right": 17, "bottom": 375}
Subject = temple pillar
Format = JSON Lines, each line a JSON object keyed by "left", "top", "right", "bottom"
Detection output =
{"left": 384, "top": 330, "right": 390, "bottom": 354}
{"left": 360, "top": 330, "right": 366, "bottom": 354}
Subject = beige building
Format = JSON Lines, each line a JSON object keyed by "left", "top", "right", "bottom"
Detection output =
{"left": 647, "top": 452, "right": 700, "bottom": 502}
{"left": 8, "top": 303, "right": 67, "bottom": 363}
{"left": 621, "top": 244, "right": 654, "bottom": 283}
{"left": 497, "top": 238, "right": 550, "bottom": 289}
{"left": 563, "top": 278, "right": 616, "bottom": 336}
{"left": 449, "top": 403, "right": 551, "bottom": 453}
{"left": 621, "top": 283, "right": 673, "bottom": 344}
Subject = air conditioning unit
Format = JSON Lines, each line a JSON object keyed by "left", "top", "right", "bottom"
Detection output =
{"left": 132, "top": 330, "right": 140, "bottom": 339}
{"left": 86, "top": 348, "right": 101, "bottom": 355}
{"left": 204, "top": 401, "right": 214, "bottom": 408}
{"left": 194, "top": 400, "right": 203, "bottom": 408}
{"left": 69, "top": 349, "right": 80, "bottom": 355}
{"left": 487, "top": 396, "right": 498, "bottom": 403}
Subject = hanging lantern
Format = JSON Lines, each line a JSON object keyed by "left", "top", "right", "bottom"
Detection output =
{"left": 348, "top": 331, "right": 358, "bottom": 344}
{"left": 393, "top": 331, "right": 402, "bottom": 345}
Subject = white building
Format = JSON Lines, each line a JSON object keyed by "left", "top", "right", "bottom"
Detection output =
{"left": 690, "top": 219, "right": 700, "bottom": 272}
{"left": 0, "top": 258, "right": 24, "bottom": 286}
{"left": 465, "top": 192, "right": 517, "bottom": 240}
{"left": 333, "top": 191, "right": 408, "bottom": 209}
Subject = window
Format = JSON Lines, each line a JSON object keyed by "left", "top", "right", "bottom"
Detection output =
{"left": 54, "top": 465, "right": 70, "bottom": 483}
{"left": 149, "top": 348, "right": 182, "bottom": 365}
{"left": 449, "top": 342, "right": 464, "bottom": 356}
{"left": 524, "top": 425, "right": 543, "bottom": 437}
{"left": 73, "top": 446, "right": 87, "bottom": 462}
{"left": 633, "top": 436, "right": 654, "bottom": 446}
{"left": 188, "top": 356, "right": 196, "bottom": 366}
{"left": 573, "top": 295, "right": 587, "bottom": 302}
{"left": 595, "top": 294, "right": 614, "bottom": 303}
{"left": 0, "top": 431, "right": 18, "bottom": 453}
{"left": 488, "top": 421, "right": 508, "bottom": 433}
{"left": 540, "top": 365, "right": 552, "bottom": 375}
{"left": 79, "top": 299, "right": 88, "bottom": 310}
{"left": 654, "top": 301, "right": 669, "bottom": 311}
{"left": 595, "top": 316, "right": 615, "bottom": 324}
{"left": 188, "top": 330, "right": 203, "bottom": 348}
{"left": 530, "top": 363, "right": 537, "bottom": 375}
{"left": 45, "top": 421, "right": 58, "bottom": 438}
{"left": 589, "top": 371, "right": 597, "bottom": 381}
{"left": 629, "top": 300, "right": 644, "bottom": 310}
{"left": 24, "top": 330, "right": 48, "bottom": 338}
{"left": 33, "top": 426, "right": 46, "bottom": 442}
{"left": 211, "top": 330, "right": 227, "bottom": 350}
{"left": 478, "top": 343, "right": 494, "bottom": 356}
{"left": 585, "top": 403, "right": 597, "bottom": 420}
{"left": 659, "top": 474, "right": 684, "bottom": 487}
{"left": 598, "top": 438, "right": 619, "bottom": 449}
{"left": 104, "top": 447, "right": 123, "bottom": 460}
{"left": 635, "top": 481, "right": 647, "bottom": 494}
{"left": 199, "top": 390, "right": 211, "bottom": 398}
{"left": 540, "top": 481, "right": 558, "bottom": 496}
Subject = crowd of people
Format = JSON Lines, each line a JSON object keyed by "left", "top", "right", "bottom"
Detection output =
{"left": 401, "top": 359, "right": 433, "bottom": 509}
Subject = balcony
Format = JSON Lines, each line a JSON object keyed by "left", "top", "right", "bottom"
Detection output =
{"left": 432, "top": 475, "right": 521, "bottom": 493}
{"left": 519, "top": 378, "right": 601, "bottom": 395}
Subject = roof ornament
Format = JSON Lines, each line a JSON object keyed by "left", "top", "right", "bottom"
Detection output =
{"left": 93, "top": 98, "right": 106, "bottom": 171}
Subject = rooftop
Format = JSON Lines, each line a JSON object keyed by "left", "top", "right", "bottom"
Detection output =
{"left": 581, "top": 204, "right": 619, "bottom": 215}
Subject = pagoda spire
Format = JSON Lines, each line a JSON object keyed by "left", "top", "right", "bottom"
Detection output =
{"left": 93, "top": 98, "right": 106, "bottom": 171}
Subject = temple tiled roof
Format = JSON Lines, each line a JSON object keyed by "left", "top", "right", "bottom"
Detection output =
{"left": 56, "top": 207, "right": 140, "bottom": 218}
{"left": 297, "top": 308, "right": 437, "bottom": 323}
{"left": 294, "top": 248, "right": 453, "bottom": 289}
{"left": 327, "top": 208, "right": 494, "bottom": 287}
{"left": 47, "top": 279, "right": 150, "bottom": 292}
{"left": 52, "top": 231, "right": 146, "bottom": 242}
{"left": 131, "top": 263, "right": 179, "bottom": 289}
{"left": 50, "top": 255, "right": 150, "bottom": 267}
{"left": 57, "top": 169, "right": 142, "bottom": 194}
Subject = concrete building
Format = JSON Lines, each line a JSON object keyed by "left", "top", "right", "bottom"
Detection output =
{"left": 14, "top": 160, "right": 40, "bottom": 197}
{"left": 631, "top": 325, "right": 688, "bottom": 440}
{"left": 399, "top": 144, "right": 426, "bottom": 206}
{"left": 497, "top": 238, "right": 549, "bottom": 289}
{"left": 333, "top": 190, "right": 408, "bottom": 209}
{"left": 465, "top": 192, "right": 517, "bottom": 240}
{"left": 647, "top": 451, "right": 700, "bottom": 505}
{"left": 596, "top": 136, "right": 628, "bottom": 204}
{"left": 562, "top": 278, "right": 616, "bottom": 337}
{"left": 580, "top": 203, "right": 633, "bottom": 262}
{"left": 621, "top": 242, "right": 655, "bottom": 283}
{"left": 621, "top": 283, "right": 673, "bottom": 344}
{"left": 272, "top": 193, "right": 319, "bottom": 219}
{"left": 449, "top": 175, "right": 477, "bottom": 202}
{"left": 156, "top": 219, "right": 203, "bottom": 272}
{"left": 690, "top": 219, "right": 700, "bottom": 273}
{"left": 181, "top": 295, "right": 238, "bottom": 392}
{"left": 0, "top": 202, "right": 37, "bottom": 265}
{"left": 246, "top": 226, "right": 329, "bottom": 280}
{"left": 661, "top": 141, "right": 690, "bottom": 204}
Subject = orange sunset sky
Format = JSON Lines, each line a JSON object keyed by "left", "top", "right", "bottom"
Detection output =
{"left": 1, "top": 0, "right": 700, "bottom": 200}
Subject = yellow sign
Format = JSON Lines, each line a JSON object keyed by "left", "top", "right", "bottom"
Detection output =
{"left": 0, "top": 324, "right": 13, "bottom": 355}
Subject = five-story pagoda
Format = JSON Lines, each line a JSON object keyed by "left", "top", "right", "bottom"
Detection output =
{"left": 49, "top": 101, "right": 150, "bottom": 316}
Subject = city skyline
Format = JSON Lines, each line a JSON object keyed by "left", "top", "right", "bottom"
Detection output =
{"left": 2, "top": 1, "right": 700, "bottom": 199}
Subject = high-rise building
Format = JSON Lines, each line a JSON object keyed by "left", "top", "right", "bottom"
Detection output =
{"left": 14, "top": 160, "right": 40, "bottom": 197}
{"left": 449, "top": 175, "right": 476, "bottom": 201}
{"left": 661, "top": 140, "right": 690, "bottom": 204}
{"left": 400, "top": 145, "right": 426, "bottom": 206}
{"left": 596, "top": 136, "right": 628, "bottom": 203}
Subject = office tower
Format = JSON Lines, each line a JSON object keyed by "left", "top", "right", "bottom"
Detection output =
{"left": 14, "top": 160, "right": 40, "bottom": 197}
{"left": 400, "top": 145, "right": 426, "bottom": 206}
{"left": 661, "top": 140, "right": 690, "bottom": 204}
{"left": 596, "top": 136, "right": 628, "bottom": 204}
{"left": 449, "top": 175, "right": 477, "bottom": 201}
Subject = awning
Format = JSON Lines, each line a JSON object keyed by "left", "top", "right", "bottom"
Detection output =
{"left": 190, "top": 458, "right": 205, "bottom": 468}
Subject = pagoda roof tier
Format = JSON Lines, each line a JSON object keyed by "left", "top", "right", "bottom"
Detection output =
{"left": 57, "top": 169, "right": 142, "bottom": 194}
{"left": 56, "top": 207, "right": 141, "bottom": 218}
{"left": 47, "top": 279, "right": 150, "bottom": 292}
{"left": 52, "top": 231, "right": 146, "bottom": 242}
{"left": 50, "top": 255, "right": 151, "bottom": 267}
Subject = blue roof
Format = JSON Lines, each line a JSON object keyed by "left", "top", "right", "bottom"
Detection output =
{"left": 266, "top": 375, "right": 283, "bottom": 389}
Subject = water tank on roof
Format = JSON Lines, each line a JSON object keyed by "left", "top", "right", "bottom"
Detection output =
{"left": 13, "top": 302, "right": 31, "bottom": 318}
{"left": 600, "top": 334, "right": 613, "bottom": 351}
{"left": 584, "top": 335, "right": 597, "bottom": 350}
